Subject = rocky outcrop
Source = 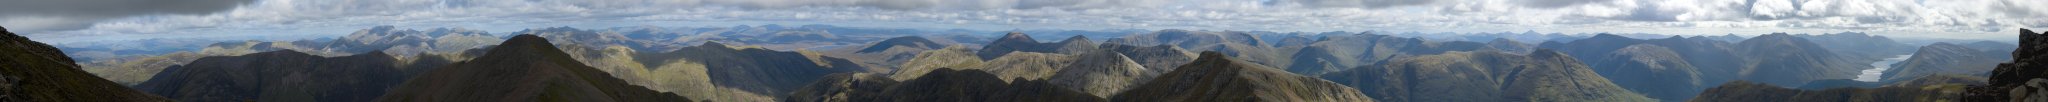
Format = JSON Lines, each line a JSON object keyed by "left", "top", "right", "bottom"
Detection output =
{"left": 1112, "top": 52, "right": 1374, "bottom": 102}
{"left": 1966, "top": 28, "right": 2048, "bottom": 101}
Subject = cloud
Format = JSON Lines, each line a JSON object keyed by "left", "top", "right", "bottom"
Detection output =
{"left": 0, "top": 0, "right": 254, "bottom": 32}
{"left": 11, "top": 0, "right": 2048, "bottom": 43}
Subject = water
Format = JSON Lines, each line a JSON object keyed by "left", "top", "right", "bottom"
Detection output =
{"left": 1853, "top": 55, "right": 1915, "bottom": 82}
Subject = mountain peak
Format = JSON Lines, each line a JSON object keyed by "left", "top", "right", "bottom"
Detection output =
{"left": 1001, "top": 32, "right": 1035, "bottom": 41}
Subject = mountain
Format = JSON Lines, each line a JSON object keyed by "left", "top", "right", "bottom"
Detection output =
{"left": 1046, "top": 50, "right": 1151, "bottom": 97}
{"left": 1112, "top": 51, "right": 1374, "bottom": 102}
{"left": 1098, "top": 44, "right": 1196, "bottom": 75}
{"left": 1585, "top": 44, "right": 1705, "bottom": 101}
{"left": 785, "top": 69, "right": 1106, "bottom": 102}
{"left": 1734, "top": 33, "right": 1864, "bottom": 86}
{"left": 81, "top": 51, "right": 204, "bottom": 85}
{"left": 375, "top": 35, "right": 691, "bottom": 102}
{"left": 0, "top": 26, "right": 170, "bottom": 101}
{"left": 324, "top": 26, "right": 501, "bottom": 55}
{"left": 1689, "top": 81, "right": 1963, "bottom": 102}
{"left": 818, "top": 36, "right": 950, "bottom": 72}
{"left": 1795, "top": 32, "right": 1917, "bottom": 59}
{"left": 1106, "top": 30, "right": 1290, "bottom": 67}
{"left": 1537, "top": 34, "right": 1746, "bottom": 87}
{"left": 976, "top": 32, "right": 1095, "bottom": 60}
{"left": 1284, "top": 33, "right": 1493, "bottom": 75}
{"left": 1485, "top": 38, "right": 1534, "bottom": 54}
{"left": 1965, "top": 28, "right": 2048, "bottom": 101}
{"left": 1881, "top": 42, "right": 2005, "bottom": 82}
{"left": 973, "top": 52, "right": 1076, "bottom": 80}
{"left": 854, "top": 36, "right": 945, "bottom": 53}
{"left": 1319, "top": 50, "right": 1652, "bottom": 102}
{"left": 133, "top": 50, "right": 437, "bottom": 102}
{"left": 633, "top": 41, "right": 867, "bottom": 99}
{"left": 890, "top": 46, "right": 984, "bottom": 80}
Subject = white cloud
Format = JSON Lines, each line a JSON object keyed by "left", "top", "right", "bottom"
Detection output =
{"left": 10, "top": 0, "right": 2047, "bottom": 43}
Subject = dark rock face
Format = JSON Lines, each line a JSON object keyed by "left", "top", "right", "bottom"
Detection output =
{"left": 0, "top": 26, "right": 171, "bottom": 101}
{"left": 375, "top": 35, "right": 691, "bottom": 102}
{"left": 1966, "top": 28, "right": 2048, "bottom": 101}
{"left": 134, "top": 50, "right": 428, "bottom": 102}
{"left": 1113, "top": 52, "right": 1374, "bottom": 102}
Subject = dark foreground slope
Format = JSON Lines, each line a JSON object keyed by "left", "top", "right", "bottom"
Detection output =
{"left": 0, "top": 26, "right": 170, "bottom": 101}
{"left": 135, "top": 51, "right": 429, "bottom": 102}
{"left": 1966, "top": 28, "right": 2048, "bottom": 101}
{"left": 1112, "top": 52, "right": 1374, "bottom": 102}
{"left": 1321, "top": 50, "right": 1651, "bottom": 102}
{"left": 783, "top": 69, "right": 1105, "bottom": 102}
{"left": 375, "top": 35, "right": 690, "bottom": 102}
{"left": 1690, "top": 81, "right": 1962, "bottom": 102}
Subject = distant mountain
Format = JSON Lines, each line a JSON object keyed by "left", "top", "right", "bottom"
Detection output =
{"left": 974, "top": 52, "right": 1076, "bottom": 80}
{"left": 81, "top": 51, "right": 204, "bottom": 85}
{"left": 1538, "top": 34, "right": 1746, "bottom": 87}
{"left": 1113, "top": 52, "right": 1375, "bottom": 102}
{"left": 325, "top": 26, "right": 500, "bottom": 55}
{"left": 1965, "top": 28, "right": 2048, "bottom": 101}
{"left": 1285, "top": 33, "right": 1492, "bottom": 75}
{"left": 0, "top": 26, "right": 170, "bottom": 101}
{"left": 632, "top": 41, "right": 867, "bottom": 99}
{"left": 1319, "top": 50, "right": 1652, "bottom": 102}
{"left": 1584, "top": 44, "right": 1705, "bottom": 101}
{"left": 1098, "top": 44, "right": 1195, "bottom": 75}
{"left": 818, "top": 36, "right": 951, "bottom": 71}
{"left": 1485, "top": 38, "right": 1534, "bottom": 54}
{"left": 786, "top": 69, "right": 1105, "bottom": 102}
{"left": 976, "top": 32, "right": 1095, "bottom": 60}
{"left": 854, "top": 36, "right": 946, "bottom": 53}
{"left": 1106, "top": 30, "right": 1290, "bottom": 67}
{"left": 890, "top": 46, "right": 984, "bottom": 80}
{"left": 1046, "top": 50, "right": 1151, "bottom": 97}
{"left": 1881, "top": 42, "right": 2006, "bottom": 82}
{"left": 1734, "top": 33, "right": 1864, "bottom": 86}
{"left": 1795, "top": 32, "right": 1916, "bottom": 60}
{"left": 375, "top": 35, "right": 692, "bottom": 102}
{"left": 134, "top": 50, "right": 437, "bottom": 102}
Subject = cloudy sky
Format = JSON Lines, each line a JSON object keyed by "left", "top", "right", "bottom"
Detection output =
{"left": 3, "top": 0, "right": 2044, "bottom": 43}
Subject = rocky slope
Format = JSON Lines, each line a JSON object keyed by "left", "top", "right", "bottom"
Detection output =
{"left": 1112, "top": 52, "right": 1374, "bottom": 102}
{"left": 1320, "top": 50, "right": 1652, "bottom": 102}
{"left": 0, "top": 26, "right": 170, "bottom": 101}
{"left": 1965, "top": 28, "right": 2048, "bottom": 101}
{"left": 375, "top": 35, "right": 692, "bottom": 102}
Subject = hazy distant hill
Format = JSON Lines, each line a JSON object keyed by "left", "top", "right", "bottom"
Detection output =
{"left": 1107, "top": 30, "right": 1290, "bottom": 67}
{"left": 0, "top": 26, "right": 170, "bottom": 101}
{"left": 1882, "top": 42, "right": 2007, "bottom": 82}
{"left": 1734, "top": 33, "right": 1864, "bottom": 86}
{"left": 375, "top": 35, "right": 692, "bottom": 102}
{"left": 1284, "top": 33, "right": 1493, "bottom": 75}
{"left": 977, "top": 32, "right": 1096, "bottom": 60}
{"left": 1320, "top": 50, "right": 1652, "bottom": 102}
{"left": 1113, "top": 52, "right": 1374, "bottom": 102}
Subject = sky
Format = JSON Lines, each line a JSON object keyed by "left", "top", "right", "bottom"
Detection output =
{"left": 2, "top": 0, "right": 2044, "bottom": 43}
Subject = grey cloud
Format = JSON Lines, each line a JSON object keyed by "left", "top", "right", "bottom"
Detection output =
{"left": 1518, "top": 0, "right": 1616, "bottom": 8}
{"left": 1285, "top": 0, "right": 1438, "bottom": 9}
{"left": 0, "top": 0, "right": 254, "bottom": 32}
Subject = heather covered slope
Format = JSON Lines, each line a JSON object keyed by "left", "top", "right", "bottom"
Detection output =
{"left": 133, "top": 50, "right": 432, "bottom": 102}
{"left": 375, "top": 35, "right": 691, "bottom": 102}
{"left": 1112, "top": 52, "right": 1374, "bottom": 102}
{"left": 1320, "top": 50, "right": 1651, "bottom": 102}
{"left": 0, "top": 26, "right": 170, "bottom": 101}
